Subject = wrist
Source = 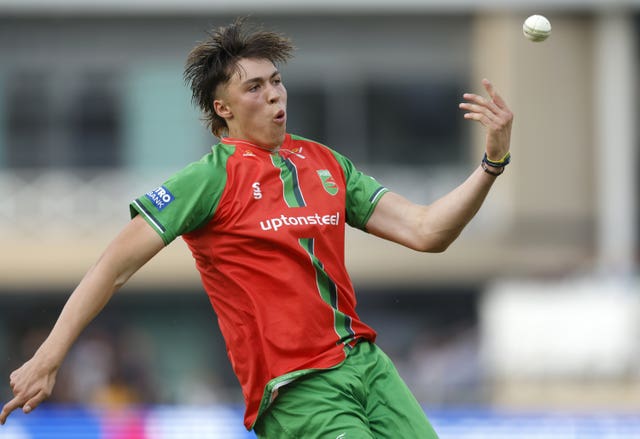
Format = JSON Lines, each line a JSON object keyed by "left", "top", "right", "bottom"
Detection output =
{"left": 484, "top": 151, "right": 511, "bottom": 166}
{"left": 481, "top": 161, "right": 503, "bottom": 176}
{"left": 481, "top": 151, "right": 511, "bottom": 176}
{"left": 35, "top": 340, "right": 67, "bottom": 370}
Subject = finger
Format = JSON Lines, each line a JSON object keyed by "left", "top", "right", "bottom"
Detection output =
{"left": 464, "top": 111, "right": 511, "bottom": 133}
{"left": 482, "top": 79, "right": 508, "bottom": 110}
{"left": 23, "top": 390, "right": 49, "bottom": 414}
{"left": 463, "top": 112, "right": 500, "bottom": 130}
{"left": 458, "top": 102, "right": 501, "bottom": 124}
{"left": 462, "top": 93, "right": 502, "bottom": 117}
{"left": 0, "top": 397, "right": 24, "bottom": 425}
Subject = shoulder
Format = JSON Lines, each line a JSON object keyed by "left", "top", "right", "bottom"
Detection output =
{"left": 200, "top": 141, "right": 237, "bottom": 168}
{"left": 288, "top": 133, "right": 342, "bottom": 160}
{"left": 289, "top": 134, "right": 330, "bottom": 150}
{"left": 177, "top": 142, "right": 237, "bottom": 178}
{"left": 287, "top": 134, "right": 359, "bottom": 176}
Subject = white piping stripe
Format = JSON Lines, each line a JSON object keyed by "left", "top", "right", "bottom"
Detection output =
{"left": 370, "top": 187, "right": 388, "bottom": 204}
{"left": 133, "top": 200, "right": 165, "bottom": 234}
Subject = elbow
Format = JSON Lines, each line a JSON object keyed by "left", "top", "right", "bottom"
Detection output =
{"left": 113, "top": 274, "right": 129, "bottom": 290}
{"left": 113, "top": 266, "right": 136, "bottom": 290}
{"left": 92, "top": 255, "right": 131, "bottom": 292}
{"left": 428, "top": 242, "right": 451, "bottom": 253}
{"left": 415, "top": 240, "right": 451, "bottom": 253}
{"left": 414, "top": 230, "right": 461, "bottom": 253}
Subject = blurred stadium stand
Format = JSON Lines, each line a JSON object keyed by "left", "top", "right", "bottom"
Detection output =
{"left": 0, "top": 1, "right": 638, "bottom": 437}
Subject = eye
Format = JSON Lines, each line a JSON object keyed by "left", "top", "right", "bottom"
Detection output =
{"left": 248, "top": 84, "right": 260, "bottom": 92}
{"left": 273, "top": 77, "right": 282, "bottom": 85}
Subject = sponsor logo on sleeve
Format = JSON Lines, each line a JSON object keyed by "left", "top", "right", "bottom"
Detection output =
{"left": 317, "top": 170, "right": 338, "bottom": 195}
{"left": 145, "top": 185, "right": 174, "bottom": 211}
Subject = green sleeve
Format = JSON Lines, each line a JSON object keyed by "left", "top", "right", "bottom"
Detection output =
{"left": 129, "top": 144, "right": 234, "bottom": 245}
{"left": 329, "top": 149, "right": 389, "bottom": 231}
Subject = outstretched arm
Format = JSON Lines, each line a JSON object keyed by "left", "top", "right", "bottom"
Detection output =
{"left": 366, "top": 79, "right": 513, "bottom": 252}
{"left": 0, "top": 215, "right": 165, "bottom": 424}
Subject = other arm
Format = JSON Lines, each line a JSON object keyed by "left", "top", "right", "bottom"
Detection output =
{"left": 0, "top": 215, "right": 165, "bottom": 424}
{"left": 366, "top": 79, "right": 513, "bottom": 252}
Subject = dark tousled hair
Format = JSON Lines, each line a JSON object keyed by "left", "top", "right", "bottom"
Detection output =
{"left": 184, "top": 18, "right": 294, "bottom": 137}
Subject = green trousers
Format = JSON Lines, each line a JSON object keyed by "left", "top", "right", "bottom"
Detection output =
{"left": 254, "top": 341, "right": 439, "bottom": 438}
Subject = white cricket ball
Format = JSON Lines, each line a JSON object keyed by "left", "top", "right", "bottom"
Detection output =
{"left": 523, "top": 14, "right": 551, "bottom": 42}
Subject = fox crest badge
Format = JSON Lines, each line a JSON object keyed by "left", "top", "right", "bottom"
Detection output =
{"left": 317, "top": 170, "right": 338, "bottom": 195}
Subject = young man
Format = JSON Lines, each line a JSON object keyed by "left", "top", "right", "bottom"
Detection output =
{"left": 1, "top": 19, "right": 513, "bottom": 438}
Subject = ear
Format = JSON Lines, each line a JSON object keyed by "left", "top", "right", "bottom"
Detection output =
{"left": 214, "top": 99, "right": 233, "bottom": 120}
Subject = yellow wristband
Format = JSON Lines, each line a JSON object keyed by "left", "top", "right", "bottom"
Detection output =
{"left": 484, "top": 151, "right": 511, "bottom": 167}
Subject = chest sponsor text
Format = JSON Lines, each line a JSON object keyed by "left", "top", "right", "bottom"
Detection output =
{"left": 260, "top": 212, "right": 340, "bottom": 231}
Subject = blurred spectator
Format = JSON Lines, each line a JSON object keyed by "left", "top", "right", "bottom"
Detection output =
{"left": 54, "top": 327, "right": 155, "bottom": 409}
{"left": 406, "top": 323, "right": 483, "bottom": 406}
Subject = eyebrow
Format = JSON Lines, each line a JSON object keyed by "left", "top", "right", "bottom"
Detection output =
{"left": 241, "top": 70, "right": 281, "bottom": 86}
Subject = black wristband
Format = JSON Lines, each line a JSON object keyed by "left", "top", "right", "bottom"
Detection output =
{"left": 481, "top": 160, "right": 504, "bottom": 176}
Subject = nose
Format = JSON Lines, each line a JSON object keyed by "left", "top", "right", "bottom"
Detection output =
{"left": 267, "top": 83, "right": 283, "bottom": 104}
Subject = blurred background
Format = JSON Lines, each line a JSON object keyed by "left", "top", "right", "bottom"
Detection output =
{"left": 0, "top": 0, "right": 638, "bottom": 438}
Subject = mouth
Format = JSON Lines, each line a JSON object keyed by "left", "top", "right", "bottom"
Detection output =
{"left": 274, "top": 109, "right": 286, "bottom": 125}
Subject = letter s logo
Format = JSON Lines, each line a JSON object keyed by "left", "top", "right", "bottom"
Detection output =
{"left": 252, "top": 182, "right": 263, "bottom": 199}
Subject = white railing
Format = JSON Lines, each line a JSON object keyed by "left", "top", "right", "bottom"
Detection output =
{"left": 0, "top": 166, "right": 468, "bottom": 240}
{"left": 0, "top": 170, "right": 150, "bottom": 239}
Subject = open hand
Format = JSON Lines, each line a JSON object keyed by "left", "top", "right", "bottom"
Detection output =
{"left": 459, "top": 78, "right": 513, "bottom": 161}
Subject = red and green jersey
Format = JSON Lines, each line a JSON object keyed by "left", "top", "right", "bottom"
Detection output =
{"left": 130, "top": 134, "right": 388, "bottom": 429}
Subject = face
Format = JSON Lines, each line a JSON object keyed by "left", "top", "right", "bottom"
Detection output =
{"left": 214, "top": 58, "right": 287, "bottom": 150}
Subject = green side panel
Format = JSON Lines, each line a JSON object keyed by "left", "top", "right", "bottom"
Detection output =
{"left": 298, "top": 238, "right": 354, "bottom": 344}
{"left": 270, "top": 153, "right": 306, "bottom": 208}
{"left": 123, "top": 64, "right": 210, "bottom": 171}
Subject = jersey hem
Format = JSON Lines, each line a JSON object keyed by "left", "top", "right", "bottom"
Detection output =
{"left": 249, "top": 342, "right": 360, "bottom": 431}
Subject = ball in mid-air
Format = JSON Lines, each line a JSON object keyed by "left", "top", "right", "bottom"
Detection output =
{"left": 523, "top": 14, "right": 551, "bottom": 42}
